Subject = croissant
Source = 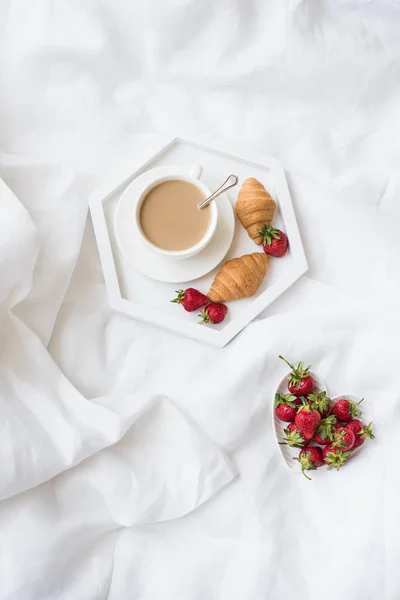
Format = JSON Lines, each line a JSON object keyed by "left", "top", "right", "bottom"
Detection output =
{"left": 208, "top": 253, "right": 269, "bottom": 302}
{"left": 236, "top": 178, "right": 276, "bottom": 245}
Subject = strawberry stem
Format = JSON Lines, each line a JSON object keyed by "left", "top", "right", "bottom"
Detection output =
{"left": 279, "top": 355, "right": 294, "bottom": 371}
{"left": 361, "top": 422, "right": 375, "bottom": 439}
{"left": 257, "top": 225, "right": 281, "bottom": 247}
{"left": 171, "top": 290, "right": 185, "bottom": 304}
{"left": 198, "top": 311, "right": 211, "bottom": 324}
{"left": 293, "top": 457, "right": 312, "bottom": 480}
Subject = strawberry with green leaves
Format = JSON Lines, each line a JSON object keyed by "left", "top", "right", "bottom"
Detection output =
{"left": 294, "top": 447, "right": 323, "bottom": 480}
{"left": 308, "top": 391, "right": 331, "bottom": 418}
{"left": 258, "top": 225, "right": 289, "bottom": 258}
{"left": 313, "top": 416, "right": 337, "bottom": 445}
{"left": 280, "top": 422, "right": 309, "bottom": 448}
{"left": 332, "top": 426, "right": 355, "bottom": 452}
{"left": 171, "top": 288, "right": 209, "bottom": 312}
{"left": 331, "top": 398, "right": 363, "bottom": 423}
{"left": 322, "top": 445, "right": 351, "bottom": 470}
{"left": 275, "top": 393, "right": 297, "bottom": 422}
{"left": 346, "top": 420, "right": 375, "bottom": 448}
{"left": 279, "top": 356, "right": 314, "bottom": 396}
{"left": 294, "top": 398, "right": 321, "bottom": 440}
{"left": 199, "top": 302, "right": 228, "bottom": 325}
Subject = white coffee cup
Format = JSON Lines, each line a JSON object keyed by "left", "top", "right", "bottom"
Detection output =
{"left": 134, "top": 164, "right": 217, "bottom": 260}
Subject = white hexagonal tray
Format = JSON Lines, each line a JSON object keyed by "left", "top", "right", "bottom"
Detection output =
{"left": 88, "top": 136, "right": 307, "bottom": 347}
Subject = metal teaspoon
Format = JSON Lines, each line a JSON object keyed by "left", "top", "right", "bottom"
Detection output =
{"left": 198, "top": 174, "right": 238, "bottom": 209}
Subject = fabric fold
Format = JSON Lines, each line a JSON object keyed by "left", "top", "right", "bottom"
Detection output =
{"left": 0, "top": 395, "right": 236, "bottom": 599}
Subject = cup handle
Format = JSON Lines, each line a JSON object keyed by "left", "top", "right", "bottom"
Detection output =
{"left": 189, "top": 164, "right": 203, "bottom": 180}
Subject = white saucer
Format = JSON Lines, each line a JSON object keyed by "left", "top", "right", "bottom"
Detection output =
{"left": 114, "top": 166, "right": 235, "bottom": 283}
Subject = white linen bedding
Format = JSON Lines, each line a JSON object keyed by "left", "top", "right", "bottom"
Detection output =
{"left": 1, "top": 1, "right": 400, "bottom": 599}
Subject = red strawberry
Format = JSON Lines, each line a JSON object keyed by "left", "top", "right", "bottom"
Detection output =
{"left": 199, "top": 303, "right": 228, "bottom": 325}
{"left": 275, "top": 393, "right": 297, "bottom": 422}
{"left": 308, "top": 391, "right": 331, "bottom": 418}
{"left": 258, "top": 225, "right": 289, "bottom": 258}
{"left": 172, "top": 288, "right": 209, "bottom": 312}
{"left": 280, "top": 422, "right": 309, "bottom": 448}
{"left": 279, "top": 356, "right": 314, "bottom": 396}
{"left": 331, "top": 398, "right": 363, "bottom": 423}
{"left": 294, "top": 401, "right": 321, "bottom": 440}
{"left": 294, "top": 447, "right": 323, "bottom": 480}
{"left": 346, "top": 420, "right": 375, "bottom": 448}
{"left": 345, "top": 419, "right": 363, "bottom": 437}
{"left": 313, "top": 415, "right": 337, "bottom": 445}
{"left": 323, "top": 445, "right": 351, "bottom": 470}
{"left": 332, "top": 426, "right": 355, "bottom": 451}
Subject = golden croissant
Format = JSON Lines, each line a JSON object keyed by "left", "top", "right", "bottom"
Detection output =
{"left": 236, "top": 178, "right": 276, "bottom": 245}
{"left": 208, "top": 253, "right": 270, "bottom": 302}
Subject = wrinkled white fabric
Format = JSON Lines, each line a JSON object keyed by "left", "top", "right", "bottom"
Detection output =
{"left": 1, "top": 1, "right": 400, "bottom": 599}
{"left": 0, "top": 174, "right": 236, "bottom": 598}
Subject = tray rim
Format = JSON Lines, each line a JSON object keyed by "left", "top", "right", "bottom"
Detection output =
{"left": 88, "top": 135, "right": 308, "bottom": 347}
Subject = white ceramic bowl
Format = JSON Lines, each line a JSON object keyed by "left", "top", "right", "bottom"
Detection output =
{"left": 134, "top": 172, "right": 218, "bottom": 260}
{"left": 272, "top": 377, "right": 374, "bottom": 473}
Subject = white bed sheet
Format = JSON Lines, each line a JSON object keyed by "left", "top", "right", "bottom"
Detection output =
{"left": 1, "top": 1, "right": 400, "bottom": 599}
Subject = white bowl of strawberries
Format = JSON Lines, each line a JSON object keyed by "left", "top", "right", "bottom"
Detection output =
{"left": 273, "top": 356, "right": 375, "bottom": 480}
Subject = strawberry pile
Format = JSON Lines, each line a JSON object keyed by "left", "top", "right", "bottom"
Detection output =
{"left": 276, "top": 356, "right": 375, "bottom": 480}
{"left": 171, "top": 288, "right": 228, "bottom": 325}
